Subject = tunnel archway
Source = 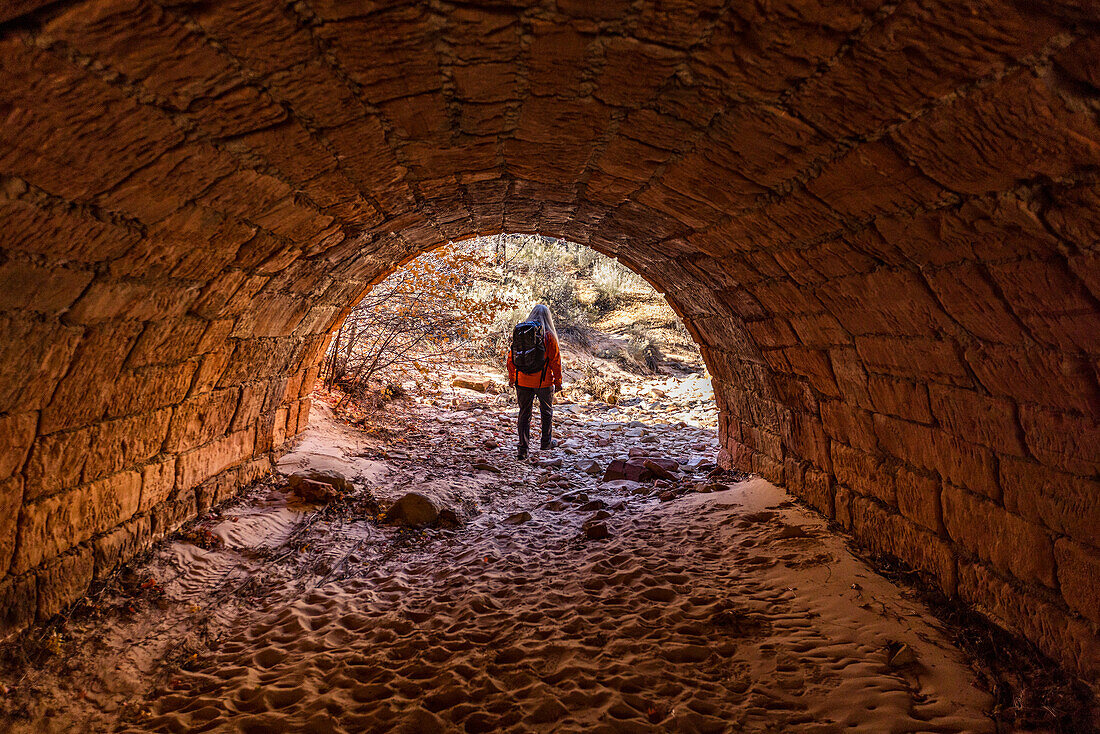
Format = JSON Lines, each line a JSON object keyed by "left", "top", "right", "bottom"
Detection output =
{"left": 0, "top": 0, "right": 1096, "bottom": 683}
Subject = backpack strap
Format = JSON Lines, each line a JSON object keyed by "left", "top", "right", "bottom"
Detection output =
{"left": 540, "top": 333, "right": 549, "bottom": 386}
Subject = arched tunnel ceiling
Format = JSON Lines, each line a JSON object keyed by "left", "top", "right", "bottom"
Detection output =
{"left": 0, "top": 0, "right": 1098, "bottom": 681}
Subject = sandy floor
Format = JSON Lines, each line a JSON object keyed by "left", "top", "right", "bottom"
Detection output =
{"left": 0, "top": 380, "right": 996, "bottom": 733}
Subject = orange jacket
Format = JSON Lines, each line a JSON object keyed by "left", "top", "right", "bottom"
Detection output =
{"left": 507, "top": 332, "right": 562, "bottom": 389}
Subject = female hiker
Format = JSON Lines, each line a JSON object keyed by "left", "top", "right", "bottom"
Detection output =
{"left": 507, "top": 304, "right": 563, "bottom": 460}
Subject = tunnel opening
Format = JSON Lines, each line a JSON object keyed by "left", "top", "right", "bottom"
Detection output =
{"left": 317, "top": 233, "right": 716, "bottom": 434}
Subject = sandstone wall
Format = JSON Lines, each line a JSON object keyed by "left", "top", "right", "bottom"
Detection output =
{"left": 0, "top": 0, "right": 1096, "bottom": 681}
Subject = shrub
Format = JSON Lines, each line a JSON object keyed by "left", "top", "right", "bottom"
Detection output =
{"left": 571, "top": 363, "right": 622, "bottom": 404}
{"left": 590, "top": 258, "right": 645, "bottom": 314}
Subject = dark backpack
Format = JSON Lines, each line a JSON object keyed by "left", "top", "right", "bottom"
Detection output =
{"left": 511, "top": 321, "right": 547, "bottom": 375}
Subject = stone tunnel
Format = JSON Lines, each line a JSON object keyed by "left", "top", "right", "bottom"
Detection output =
{"left": 0, "top": 0, "right": 1097, "bottom": 684}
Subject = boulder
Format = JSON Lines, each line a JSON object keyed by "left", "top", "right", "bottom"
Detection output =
{"left": 602, "top": 457, "right": 678, "bottom": 483}
{"left": 601, "top": 479, "right": 644, "bottom": 493}
{"left": 453, "top": 377, "right": 493, "bottom": 392}
{"left": 290, "top": 477, "right": 338, "bottom": 503}
{"left": 384, "top": 493, "right": 439, "bottom": 527}
{"left": 287, "top": 467, "right": 354, "bottom": 494}
{"left": 437, "top": 509, "right": 462, "bottom": 528}
{"left": 584, "top": 522, "right": 610, "bottom": 540}
{"left": 578, "top": 459, "right": 602, "bottom": 476}
{"left": 643, "top": 459, "right": 676, "bottom": 481}
{"left": 775, "top": 523, "right": 807, "bottom": 539}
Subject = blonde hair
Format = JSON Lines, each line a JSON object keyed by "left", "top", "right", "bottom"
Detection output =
{"left": 527, "top": 304, "right": 557, "bottom": 339}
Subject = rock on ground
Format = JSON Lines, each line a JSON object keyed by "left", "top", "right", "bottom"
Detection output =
{"left": 384, "top": 493, "right": 439, "bottom": 527}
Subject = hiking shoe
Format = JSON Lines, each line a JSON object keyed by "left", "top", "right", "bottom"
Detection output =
{"left": 517, "top": 450, "right": 528, "bottom": 460}
{"left": 540, "top": 439, "right": 555, "bottom": 451}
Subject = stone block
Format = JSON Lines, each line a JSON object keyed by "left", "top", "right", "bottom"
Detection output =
{"left": 0, "top": 258, "right": 94, "bottom": 315}
{"left": 35, "top": 545, "right": 93, "bottom": 623}
{"left": 820, "top": 400, "right": 877, "bottom": 453}
{"left": 283, "top": 369, "right": 305, "bottom": 403}
{"left": 802, "top": 465, "right": 834, "bottom": 518}
{"left": 67, "top": 279, "right": 200, "bottom": 324}
{"left": 958, "top": 561, "right": 1099, "bottom": 683}
{"left": 866, "top": 374, "right": 932, "bottom": 423}
{"left": 923, "top": 263, "right": 1027, "bottom": 344}
{"left": 788, "top": 412, "right": 831, "bottom": 472}
{"left": 126, "top": 317, "right": 208, "bottom": 368}
{"left": 175, "top": 428, "right": 255, "bottom": 490}
{"left": 964, "top": 344, "right": 1098, "bottom": 413}
{"left": 987, "top": 257, "right": 1100, "bottom": 353}
{"left": 39, "top": 320, "right": 144, "bottom": 434}
{"left": 751, "top": 451, "right": 784, "bottom": 485}
{"left": 239, "top": 456, "right": 273, "bottom": 487}
{"left": 92, "top": 514, "right": 150, "bottom": 580}
{"left": 24, "top": 425, "right": 95, "bottom": 501}
{"left": 254, "top": 410, "right": 277, "bottom": 454}
{"left": 787, "top": 311, "right": 850, "bottom": 347}
{"left": 191, "top": 348, "right": 233, "bottom": 395}
{"left": 1000, "top": 456, "right": 1098, "bottom": 546}
{"left": 231, "top": 382, "right": 266, "bottom": 432}
{"left": 150, "top": 487, "right": 197, "bottom": 540}
{"left": 272, "top": 406, "right": 289, "bottom": 448}
{"left": 0, "top": 315, "right": 83, "bottom": 415}
{"left": 942, "top": 484, "right": 1055, "bottom": 588}
{"left": 11, "top": 470, "right": 142, "bottom": 573}
{"left": 818, "top": 268, "right": 950, "bottom": 337}
{"left": 0, "top": 573, "right": 36, "bottom": 639}
{"left": 855, "top": 336, "right": 970, "bottom": 386}
{"left": 285, "top": 399, "right": 300, "bottom": 437}
{"left": 0, "top": 477, "right": 24, "bottom": 576}
{"left": 828, "top": 347, "right": 872, "bottom": 409}
{"left": 928, "top": 383, "right": 1025, "bottom": 456}
{"left": 198, "top": 319, "right": 234, "bottom": 354}
{"left": 298, "top": 366, "right": 320, "bottom": 398}
{"left": 848, "top": 494, "right": 957, "bottom": 597}
{"left": 83, "top": 408, "right": 173, "bottom": 483}
{"left": 873, "top": 414, "right": 999, "bottom": 500}
{"left": 777, "top": 347, "right": 840, "bottom": 398}
{"left": 106, "top": 361, "right": 197, "bottom": 419}
{"left": 0, "top": 199, "right": 138, "bottom": 264}
{"left": 895, "top": 467, "right": 943, "bottom": 534}
{"left": 1018, "top": 404, "right": 1099, "bottom": 477}
{"left": 1055, "top": 539, "right": 1100, "bottom": 626}
{"left": 0, "top": 412, "right": 37, "bottom": 481}
{"left": 196, "top": 468, "right": 240, "bottom": 513}
{"left": 896, "top": 71, "right": 1100, "bottom": 197}
{"left": 296, "top": 397, "right": 311, "bottom": 433}
{"left": 230, "top": 293, "right": 311, "bottom": 339}
{"left": 833, "top": 485, "right": 854, "bottom": 530}
{"left": 830, "top": 442, "right": 895, "bottom": 506}
{"left": 165, "top": 387, "right": 240, "bottom": 453}
{"left": 140, "top": 457, "right": 177, "bottom": 513}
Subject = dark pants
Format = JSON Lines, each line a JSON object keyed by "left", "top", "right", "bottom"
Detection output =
{"left": 516, "top": 386, "right": 553, "bottom": 454}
